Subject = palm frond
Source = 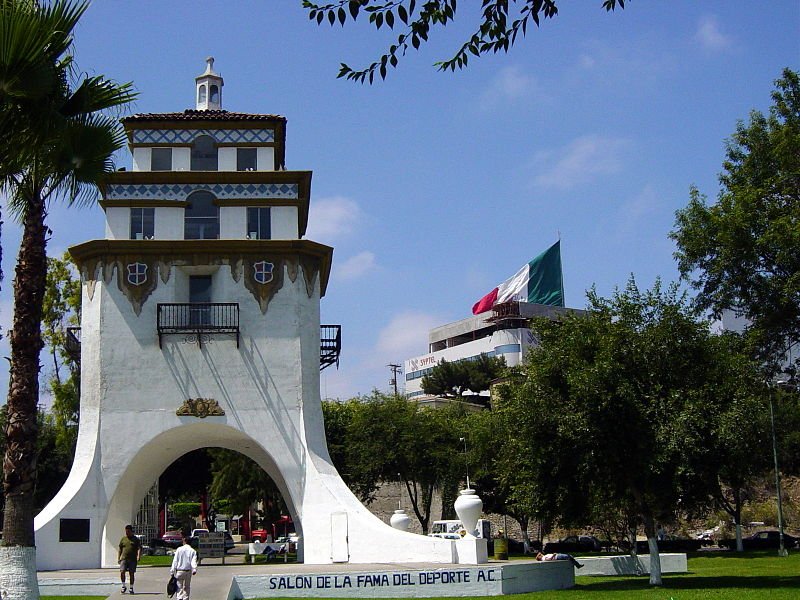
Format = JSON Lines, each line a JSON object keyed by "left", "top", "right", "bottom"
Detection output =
{"left": 61, "top": 75, "right": 136, "bottom": 118}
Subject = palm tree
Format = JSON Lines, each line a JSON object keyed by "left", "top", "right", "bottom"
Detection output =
{"left": 0, "top": 1, "right": 134, "bottom": 596}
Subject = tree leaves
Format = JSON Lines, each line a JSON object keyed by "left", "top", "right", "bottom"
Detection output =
{"left": 672, "top": 68, "right": 800, "bottom": 380}
{"left": 304, "top": 1, "right": 629, "bottom": 82}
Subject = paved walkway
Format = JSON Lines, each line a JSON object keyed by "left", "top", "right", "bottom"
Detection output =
{"left": 39, "top": 559, "right": 282, "bottom": 600}
{"left": 39, "top": 559, "right": 515, "bottom": 600}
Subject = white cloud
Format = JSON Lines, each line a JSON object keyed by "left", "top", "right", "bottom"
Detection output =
{"left": 305, "top": 196, "right": 361, "bottom": 243}
{"left": 335, "top": 251, "right": 376, "bottom": 281}
{"left": 480, "top": 66, "right": 539, "bottom": 109}
{"left": 578, "top": 54, "right": 597, "bottom": 69}
{"left": 375, "top": 311, "right": 441, "bottom": 359}
{"left": 695, "top": 15, "right": 732, "bottom": 51}
{"left": 615, "top": 184, "right": 660, "bottom": 235}
{"left": 533, "top": 135, "right": 630, "bottom": 190}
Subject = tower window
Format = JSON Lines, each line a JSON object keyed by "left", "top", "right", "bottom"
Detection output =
{"left": 184, "top": 191, "right": 219, "bottom": 240}
{"left": 198, "top": 84, "right": 207, "bottom": 105}
{"left": 237, "top": 148, "right": 257, "bottom": 171}
{"left": 190, "top": 135, "right": 218, "bottom": 171}
{"left": 247, "top": 207, "right": 270, "bottom": 240}
{"left": 151, "top": 148, "right": 172, "bottom": 171}
{"left": 130, "top": 207, "right": 155, "bottom": 239}
{"left": 210, "top": 84, "right": 219, "bottom": 104}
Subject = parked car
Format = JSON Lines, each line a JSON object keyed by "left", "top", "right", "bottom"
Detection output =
{"left": 543, "top": 535, "right": 602, "bottom": 554}
{"left": 250, "top": 529, "right": 267, "bottom": 542}
{"left": 161, "top": 530, "right": 183, "bottom": 548}
{"left": 719, "top": 530, "right": 800, "bottom": 550}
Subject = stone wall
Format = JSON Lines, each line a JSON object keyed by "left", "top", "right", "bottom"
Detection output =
{"left": 365, "top": 482, "right": 538, "bottom": 543}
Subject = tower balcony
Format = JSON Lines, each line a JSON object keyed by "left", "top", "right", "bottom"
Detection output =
{"left": 157, "top": 302, "right": 240, "bottom": 348}
{"left": 65, "top": 315, "right": 341, "bottom": 369}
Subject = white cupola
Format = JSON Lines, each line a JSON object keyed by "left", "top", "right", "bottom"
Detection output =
{"left": 195, "top": 56, "right": 223, "bottom": 110}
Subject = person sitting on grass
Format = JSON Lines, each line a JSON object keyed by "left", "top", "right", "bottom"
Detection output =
{"left": 536, "top": 552, "right": 584, "bottom": 569}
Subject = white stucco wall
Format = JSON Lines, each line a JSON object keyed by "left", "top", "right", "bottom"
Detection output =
{"left": 104, "top": 207, "right": 129, "bottom": 240}
{"left": 219, "top": 147, "right": 237, "bottom": 171}
{"left": 258, "top": 147, "right": 275, "bottom": 170}
{"left": 272, "top": 207, "right": 299, "bottom": 239}
{"left": 220, "top": 206, "right": 246, "bottom": 238}
{"left": 154, "top": 207, "right": 185, "bottom": 239}
{"left": 35, "top": 256, "right": 457, "bottom": 570}
{"left": 132, "top": 147, "right": 151, "bottom": 172}
{"left": 173, "top": 148, "right": 191, "bottom": 171}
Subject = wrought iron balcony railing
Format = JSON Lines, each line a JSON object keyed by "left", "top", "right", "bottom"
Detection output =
{"left": 66, "top": 327, "right": 82, "bottom": 364}
{"left": 157, "top": 303, "right": 240, "bottom": 348}
{"left": 320, "top": 324, "right": 342, "bottom": 371}
{"left": 64, "top": 316, "right": 341, "bottom": 368}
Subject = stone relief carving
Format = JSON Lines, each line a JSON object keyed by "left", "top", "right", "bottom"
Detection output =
{"left": 176, "top": 398, "right": 225, "bottom": 418}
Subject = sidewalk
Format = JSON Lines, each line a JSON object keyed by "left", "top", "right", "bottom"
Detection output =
{"left": 39, "top": 560, "right": 475, "bottom": 600}
{"left": 40, "top": 561, "right": 256, "bottom": 600}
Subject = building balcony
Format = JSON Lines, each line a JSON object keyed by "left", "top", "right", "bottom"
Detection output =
{"left": 66, "top": 327, "right": 82, "bottom": 364}
{"left": 157, "top": 302, "right": 240, "bottom": 348}
{"left": 66, "top": 312, "right": 341, "bottom": 369}
{"left": 320, "top": 324, "right": 341, "bottom": 371}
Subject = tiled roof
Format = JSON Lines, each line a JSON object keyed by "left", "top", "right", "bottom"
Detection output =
{"left": 122, "top": 110, "right": 286, "bottom": 123}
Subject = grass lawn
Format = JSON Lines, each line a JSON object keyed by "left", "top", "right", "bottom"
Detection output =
{"left": 245, "top": 550, "right": 799, "bottom": 600}
{"left": 559, "top": 551, "right": 800, "bottom": 599}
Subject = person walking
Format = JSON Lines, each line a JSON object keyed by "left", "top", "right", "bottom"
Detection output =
{"left": 170, "top": 531, "right": 198, "bottom": 599}
{"left": 118, "top": 524, "right": 142, "bottom": 594}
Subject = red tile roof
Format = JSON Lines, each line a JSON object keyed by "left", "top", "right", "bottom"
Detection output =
{"left": 122, "top": 109, "right": 286, "bottom": 123}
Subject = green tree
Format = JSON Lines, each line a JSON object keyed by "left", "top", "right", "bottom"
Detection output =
{"left": 421, "top": 355, "right": 506, "bottom": 403}
{"left": 672, "top": 68, "right": 800, "bottom": 378}
{"left": 341, "top": 392, "right": 466, "bottom": 533}
{"left": 0, "top": 2, "right": 134, "bottom": 594}
{"left": 208, "top": 449, "right": 287, "bottom": 529}
{"left": 701, "top": 333, "right": 771, "bottom": 551}
{"left": 495, "top": 278, "right": 735, "bottom": 585}
{"left": 469, "top": 406, "right": 539, "bottom": 552}
{"left": 321, "top": 399, "right": 360, "bottom": 483}
{"left": 42, "top": 253, "right": 81, "bottom": 455}
{"left": 0, "top": 407, "right": 72, "bottom": 528}
{"left": 303, "top": 0, "right": 628, "bottom": 83}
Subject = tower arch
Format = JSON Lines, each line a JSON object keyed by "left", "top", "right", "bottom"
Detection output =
{"left": 102, "top": 422, "right": 298, "bottom": 566}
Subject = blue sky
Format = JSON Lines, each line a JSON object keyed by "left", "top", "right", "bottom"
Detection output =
{"left": 1, "top": 1, "right": 798, "bottom": 401}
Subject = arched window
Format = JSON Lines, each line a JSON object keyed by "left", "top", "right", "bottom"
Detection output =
{"left": 210, "top": 84, "right": 219, "bottom": 104}
{"left": 198, "top": 84, "right": 207, "bottom": 105}
{"left": 184, "top": 191, "right": 219, "bottom": 239}
{"left": 190, "top": 134, "right": 218, "bottom": 171}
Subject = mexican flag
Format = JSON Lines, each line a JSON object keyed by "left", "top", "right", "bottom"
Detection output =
{"left": 472, "top": 241, "right": 564, "bottom": 315}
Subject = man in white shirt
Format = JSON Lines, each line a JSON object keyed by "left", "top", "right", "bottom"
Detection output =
{"left": 170, "top": 532, "right": 198, "bottom": 599}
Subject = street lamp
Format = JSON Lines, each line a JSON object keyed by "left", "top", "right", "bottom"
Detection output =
{"left": 769, "top": 379, "right": 790, "bottom": 557}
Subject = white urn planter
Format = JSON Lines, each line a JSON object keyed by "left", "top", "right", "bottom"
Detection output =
{"left": 389, "top": 509, "right": 411, "bottom": 532}
{"left": 454, "top": 488, "right": 482, "bottom": 537}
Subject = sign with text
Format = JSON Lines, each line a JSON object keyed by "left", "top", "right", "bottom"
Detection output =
{"left": 232, "top": 562, "right": 574, "bottom": 598}
{"left": 197, "top": 532, "right": 226, "bottom": 563}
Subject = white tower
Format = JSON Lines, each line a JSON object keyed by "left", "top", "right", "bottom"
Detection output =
{"left": 195, "top": 56, "right": 223, "bottom": 111}
{"left": 33, "top": 62, "right": 461, "bottom": 570}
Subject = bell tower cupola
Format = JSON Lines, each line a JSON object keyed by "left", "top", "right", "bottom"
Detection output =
{"left": 195, "top": 56, "right": 223, "bottom": 110}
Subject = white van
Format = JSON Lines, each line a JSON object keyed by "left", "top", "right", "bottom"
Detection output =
{"left": 428, "top": 519, "right": 491, "bottom": 539}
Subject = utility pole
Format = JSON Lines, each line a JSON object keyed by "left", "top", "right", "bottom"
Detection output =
{"left": 388, "top": 363, "right": 402, "bottom": 397}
